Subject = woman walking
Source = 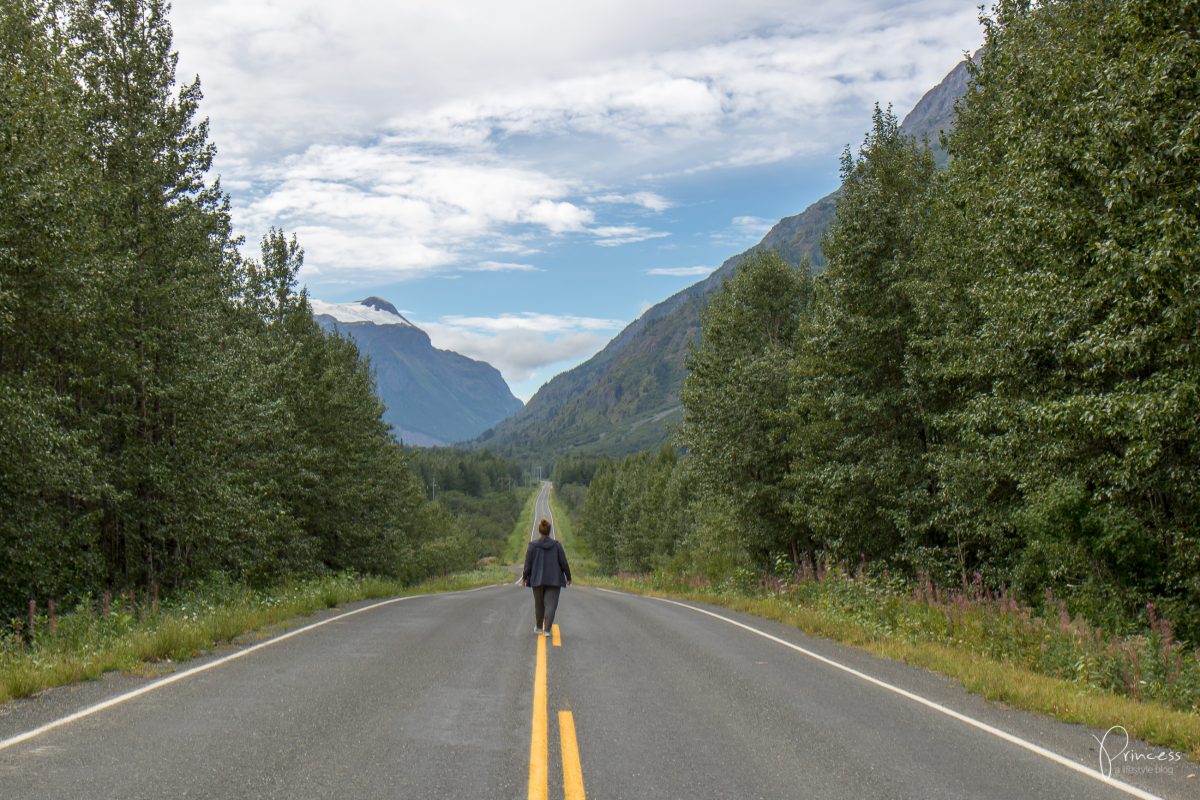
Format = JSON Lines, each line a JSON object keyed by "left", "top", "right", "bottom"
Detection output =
{"left": 522, "top": 519, "right": 572, "bottom": 636}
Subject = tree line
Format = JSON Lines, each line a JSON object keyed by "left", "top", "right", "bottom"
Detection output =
{"left": 0, "top": 0, "right": 477, "bottom": 619}
{"left": 404, "top": 448, "right": 527, "bottom": 560}
{"left": 578, "top": 0, "right": 1200, "bottom": 638}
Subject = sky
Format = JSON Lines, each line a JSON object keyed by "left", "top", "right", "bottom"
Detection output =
{"left": 170, "top": 0, "right": 984, "bottom": 400}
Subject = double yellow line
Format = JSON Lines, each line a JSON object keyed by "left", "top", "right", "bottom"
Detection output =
{"left": 528, "top": 626, "right": 586, "bottom": 800}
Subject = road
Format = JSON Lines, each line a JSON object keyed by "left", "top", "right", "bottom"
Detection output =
{"left": 1, "top": 580, "right": 1193, "bottom": 799}
{"left": 530, "top": 481, "right": 554, "bottom": 541}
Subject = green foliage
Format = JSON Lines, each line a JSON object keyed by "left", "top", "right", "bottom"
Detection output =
{"left": 581, "top": 0, "right": 1200, "bottom": 644}
{"left": 405, "top": 447, "right": 523, "bottom": 497}
{"left": 550, "top": 453, "right": 609, "bottom": 488}
{"left": 404, "top": 447, "right": 525, "bottom": 559}
{"left": 909, "top": 0, "right": 1200, "bottom": 629}
{"left": 578, "top": 446, "right": 693, "bottom": 574}
{"left": 679, "top": 250, "right": 813, "bottom": 565}
{"left": 0, "top": 569, "right": 511, "bottom": 704}
{"left": 787, "top": 106, "right": 937, "bottom": 566}
{"left": 589, "top": 569, "right": 1200, "bottom": 721}
{"left": 0, "top": 0, "right": 470, "bottom": 618}
{"left": 504, "top": 484, "right": 542, "bottom": 563}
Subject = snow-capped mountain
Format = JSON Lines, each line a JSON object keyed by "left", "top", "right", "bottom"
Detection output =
{"left": 308, "top": 297, "right": 418, "bottom": 327}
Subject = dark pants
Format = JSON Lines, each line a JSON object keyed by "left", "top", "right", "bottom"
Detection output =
{"left": 532, "top": 585, "right": 561, "bottom": 630}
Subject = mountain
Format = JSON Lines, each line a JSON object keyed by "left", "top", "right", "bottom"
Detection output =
{"left": 311, "top": 297, "right": 523, "bottom": 446}
{"left": 474, "top": 56, "right": 975, "bottom": 462}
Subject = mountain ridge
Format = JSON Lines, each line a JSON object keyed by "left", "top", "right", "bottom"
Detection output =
{"left": 313, "top": 299, "right": 523, "bottom": 446}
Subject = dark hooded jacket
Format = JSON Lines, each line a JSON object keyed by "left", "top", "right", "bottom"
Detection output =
{"left": 523, "top": 537, "right": 571, "bottom": 588}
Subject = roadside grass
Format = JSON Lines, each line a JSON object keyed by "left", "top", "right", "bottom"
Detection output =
{"left": 0, "top": 567, "right": 511, "bottom": 706}
{"left": 547, "top": 486, "right": 581, "bottom": 554}
{"left": 504, "top": 483, "right": 541, "bottom": 564}
{"left": 578, "top": 571, "right": 1200, "bottom": 761}
{"left": 546, "top": 488, "right": 595, "bottom": 577}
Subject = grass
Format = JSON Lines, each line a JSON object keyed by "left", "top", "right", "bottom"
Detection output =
{"left": 578, "top": 570, "right": 1200, "bottom": 762}
{"left": 504, "top": 483, "right": 542, "bottom": 564}
{"left": 0, "top": 567, "right": 511, "bottom": 706}
{"left": 547, "top": 486, "right": 585, "bottom": 557}
{"left": 547, "top": 487, "right": 596, "bottom": 577}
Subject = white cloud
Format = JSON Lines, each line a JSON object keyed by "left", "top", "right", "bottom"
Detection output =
{"left": 468, "top": 261, "right": 542, "bottom": 272}
{"left": 591, "top": 191, "right": 674, "bottom": 212}
{"left": 710, "top": 215, "right": 777, "bottom": 248}
{"left": 647, "top": 265, "right": 714, "bottom": 277}
{"left": 174, "top": 1, "right": 980, "bottom": 162}
{"left": 169, "top": 0, "right": 982, "bottom": 283}
{"left": 523, "top": 200, "right": 594, "bottom": 233}
{"left": 416, "top": 311, "right": 628, "bottom": 386}
{"left": 437, "top": 312, "right": 625, "bottom": 334}
{"left": 236, "top": 148, "right": 584, "bottom": 275}
{"left": 732, "top": 215, "right": 776, "bottom": 237}
{"left": 592, "top": 226, "right": 672, "bottom": 247}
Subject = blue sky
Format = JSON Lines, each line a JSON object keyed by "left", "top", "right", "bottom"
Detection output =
{"left": 171, "top": 0, "right": 983, "bottom": 400}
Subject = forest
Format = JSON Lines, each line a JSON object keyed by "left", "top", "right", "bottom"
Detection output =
{"left": 0, "top": 0, "right": 506, "bottom": 620}
{"left": 577, "top": 0, "right": 1200, "bottom": 640}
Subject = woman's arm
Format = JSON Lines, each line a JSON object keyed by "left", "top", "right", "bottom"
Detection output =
{"left": 558, "top": 542, "right": 572, "bottom": 585}
{"left": 522, "top": 543, "right": 535, "bottom": 586}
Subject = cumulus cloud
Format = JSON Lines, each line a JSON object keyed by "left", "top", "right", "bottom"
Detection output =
{"left": 523, "top": 200, "right": 594, "bottom": 233}
{"left": 170, "top": 0, "right": 981, "bottom": 283}
{"left": 437, "top": 312, "right": 626, "bottom": 334}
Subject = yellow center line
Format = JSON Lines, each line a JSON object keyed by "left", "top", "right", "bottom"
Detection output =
{"left": 551, "top": 624, "right": 561, "bottom": 647}
{"left": 528, "top": 635, "right": 548, "bottom": 800}
{"left": 559, "top": 710, "right": 586, "bottom": 800}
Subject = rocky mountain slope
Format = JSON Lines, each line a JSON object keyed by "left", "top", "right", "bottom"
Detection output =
{"left": 312, "top": 297, "right": 523, "bottom": 446}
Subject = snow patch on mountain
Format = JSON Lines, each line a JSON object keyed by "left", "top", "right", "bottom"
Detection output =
{"left": 309, "top": 297, "right": 418, "bottom": 327}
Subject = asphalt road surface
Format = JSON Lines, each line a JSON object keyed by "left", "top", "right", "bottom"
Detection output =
{"left": 1, "top": 582, "right": 1195, "bottom": 799}
{"left": 530, "top": 481, "right": 554, "bottom": 541}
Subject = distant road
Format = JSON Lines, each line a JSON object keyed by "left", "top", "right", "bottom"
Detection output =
{"left": 1, "top": 584, "right": 1191, "bottom": 798}
{"left": 530, "top": 480, "right": 554, "bottom": 541}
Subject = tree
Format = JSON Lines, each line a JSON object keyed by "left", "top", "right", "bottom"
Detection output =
{"left": 0, "top": 0, "right": 105, "bottom": 611}
{"left": 912, "top": 0, "right": 1200, "bottom": 628}
{"left": 679, "top": 250, "right": 813, "bottom": 567}
{"left": 787, "top": 106, "right": 938, "bottom": 569}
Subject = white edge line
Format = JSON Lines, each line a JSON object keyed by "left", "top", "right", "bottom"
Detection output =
{"left": 0, "top": 583, "right": 502, "bottom": 753}
{"left": 587, "top": 586, "right": 1165, "bottom": 800}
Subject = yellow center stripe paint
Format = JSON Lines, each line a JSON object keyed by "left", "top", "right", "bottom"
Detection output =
{"left": 559, "top": 711, "right": 586, "bottom": 800}
{"left": 551, "top": 624, "right": 561, "bottom": 647}
{"left": 528, "top": 635, "right": 548, "bottom": 800}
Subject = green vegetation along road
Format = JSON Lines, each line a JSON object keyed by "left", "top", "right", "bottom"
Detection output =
{"left": 1, "top": 584, "right": 1193, "bottom": 799}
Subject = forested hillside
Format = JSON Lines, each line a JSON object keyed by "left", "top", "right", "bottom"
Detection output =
{"left": 578, "top": 0, "right": 1200, "bottom": 639}
{"left": 0, "top": 0, "right": 476, "bottom": 619}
